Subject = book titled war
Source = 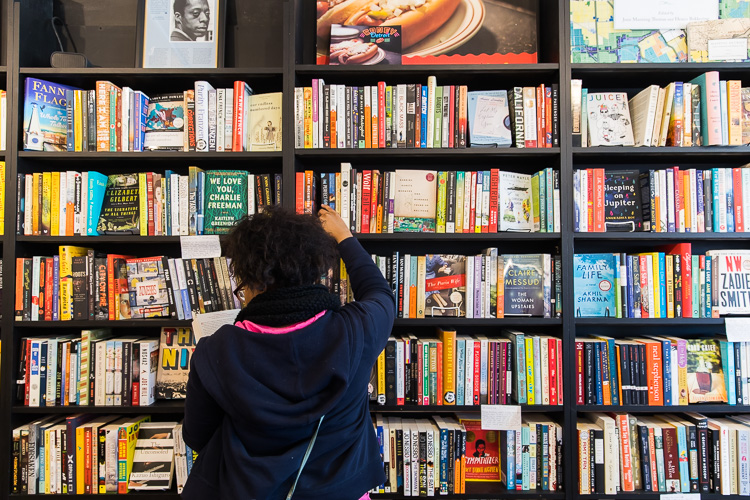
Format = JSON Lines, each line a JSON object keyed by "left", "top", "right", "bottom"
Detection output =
{"left": 425, "top": 254, "right": 466, "bottom": 317}
{"left": 573, "top": 253, "right": 616, "bottom": 317}
{"left": 97, "top": 173, "right": 140, "bottom": 234}
{"left": 156, "top": 327, "right": 196, "bottom": 399}
{"left": 203, "top": 171, "right": 248, "bottom": 234}
{"left": 23, "top": 77, "right": 80, "bottom": 151}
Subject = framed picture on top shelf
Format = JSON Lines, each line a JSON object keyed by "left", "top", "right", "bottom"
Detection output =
{"left": 316, "top": 0, "right": 538, "bottom": 65}
{"left": 136, "top": 0, "right": 226, "bottom": 68}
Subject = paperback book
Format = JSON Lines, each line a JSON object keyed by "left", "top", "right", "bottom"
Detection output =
{"left": 573, "top": 254, "right": 616, "bottom": 317}
{"left": 156, "top": 327, "right": 196, "bottom": 399}
{"left": 424, "top": 254, "right": 466, "bottom": 317}
{"left": 393, "top": 169, "right": 437, "bottom": 232}
{"left": 143, "top": 93, "right": 187, "bottom": 151}
{"left": 604, "top": 169, "right": 646, "bottom": 231}
{"left": 686, "top": 339, "right": 728, "bottom": 403}
{"left": 97, "top": 173, "right": 141, "bottom": 234}
{"left": 586, "top": 92, "right": 635, "bottom": 146}
{"left": 126, "top": 257, "right": 171, "bottom": 319}
{"left": 503, "top": 254, "right": 546, "bottom": 316}
{"left": 246, "top": 92, "right": 283, "bottom": 151}
{"left": 457, "top": 415, "right": 502, "bottom": 482}
{"left": 202, "top": 171, "right": 249, "bottom": 234}
{"left": 467, "top": 90, "right": 512, "bottom": 147}
{"left": 23, "top": 77, "right": 81, "bottom": 151}
{"left": 499, "top": 172, "right": 533, "bottom": 232}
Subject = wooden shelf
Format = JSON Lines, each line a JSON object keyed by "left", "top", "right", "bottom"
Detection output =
{"left": 18, "top": 151, "right": 282, "bottom": 160}
{"left": 13, "top": 400, "right": 185, "bottom": 414}
{"left": 14, "top": 320, "right": 192, "bottom": 328}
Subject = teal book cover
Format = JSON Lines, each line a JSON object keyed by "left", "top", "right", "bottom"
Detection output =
{"left": 86, "top": 171, "right": 108, "bottom": 236}
{"left": 203, "top": 170, "right": 248, "bottom": 234}
{"left": 574, "top": 253, "right": 616, "bottom": 317}
{"left": 23, "top": 77, "right": 81, "bottom": 151}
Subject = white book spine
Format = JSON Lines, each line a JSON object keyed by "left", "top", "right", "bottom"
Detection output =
{"left": 666, "top": 168, "right": 676, "bottom": 231}
{"left": 95, "top": 341, "right": 106, "bottom": 406}
{"left": 80, "top": 172, "right": 89, "bottom": 236}
{"left": 338, "top": 84, "right": 346, "bottom": 149}
{"left": 295, "top": 87, "right": 304, "bottom": 149}
{"left": 194, "top": 81, "right": 213, "bottom": 152}
{"left": 216, "top": 88, "right": 225, "bottom": 152}
{"left": 426, "top": 76, "right": 436, "bottom": 148}
{"left": 441, "top": 86, "right": 450, "bottom": 148}
{"left": 465, "top": 255, "right": 473, "bottom": 318}
{"left": 225, "top": 88, "right": 234, "bottom": 151}
{"left": 690, "top": 169, "right": 698, "bottom": 232}
{"left": 316, "top": 79, "right": 324, "bottom": 148}
{"left": 465, "top": 338, "right": 474, "bottom": 405}
{"left": 426, "top": 425, "right": 435, "bottom": 496}
{"left": 396, "top": 340, "right": 404, "bottom": 404}
{"left": 29, "top": 340, "right": 41, "bottom": 406}
{"left": 179, "top": 175, "right": 189, "bottom": 235}
{"left": 168, "top": 259, "right": 184, "bottom": 320}
{"left": 743, "top": 168, "right": 750, "bottom": 232}
{"left": 402, "top": 421, "right": 411, "bottom": 496}
{"left": 23, "top": 174, "right": 31, "bottom": 235}
{"left": 718, "top": 168, "right": 728, "bottom": 232}
{"left": 340, "top": 162, "right": 351, "bottom": 228}
{"left": 580, "top": 169, "right": 589, "bottom": 232}
{"left": 462, "top": 171, "right": 472, "bottom": 231}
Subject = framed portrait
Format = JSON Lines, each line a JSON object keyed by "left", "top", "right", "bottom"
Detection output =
{"left": 136, "top": 0, "right": 225, "bottom": 68}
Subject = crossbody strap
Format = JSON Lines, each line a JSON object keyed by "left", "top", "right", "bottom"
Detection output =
{"left": 286, "top": 415, "right": 325, "bottom": 500}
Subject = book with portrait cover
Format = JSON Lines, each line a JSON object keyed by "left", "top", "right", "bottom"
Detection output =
{"left": 97, "top": 173, "right": 140, "bottom": 234}
{"left": 573, "top": 253, "right": 616, "bottom": 317}
{"left": 23, "top": 77, "right": 81, "bottom": 151}
{"left": 457, "top": 414, "right": 502, "bottom": 482}
{"left": 202, "top": 171, "right": 248, "bottom": 234}
{"left": 393, "top": 169, "right": 437, "bottom": 232}
{"left": 498, "top": 171, "right": 533, "bottom": 232}
{"left": 156, "top": 327, "right": 196, "bottom": 399}
{"left": 143, "top": 93, "right": 186, "bottom": 151}
{"left": 604, "top": 169, "right": 646, "bottom": 232}
{"left": 686, "top": 339, "right": 727, "bottom": 403}
{"left": 424, "top": 254, "right": 465, "bottom": 317}
{"left": 126, "top": 257, "right": 171, "bottom": 319}
{"left": 503, "top": 254, "right": 546, "bottom": 317}
{"left": 246, "top": 92, "right": 283, "bottom": 151}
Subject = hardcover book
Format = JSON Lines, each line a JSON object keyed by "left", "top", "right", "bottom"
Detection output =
{"left": 126, "top": 257, "right": 171, "bottom": 319}
{"left": 573, "top": 253, "right": 616, "bottom": 317}
{"left": 686, "top": 339, "right": 727, "bottom": 403}
{"left": 467, "top": 90, "right": 512, "bottom": 147}
{"left": 97, "top": 173, "right": 140, "bottom": 234}
{"left": 128, "top": 422, "right": 178, "bottom": 490}
{"left": 503, "top": 254, "right": 545, "bottom": 316}
{"left": 586, "top": 92, "right": 635, "bottom": 146}
{"left": 498, "top": 171, "right": 533, "bottom": 232}
{"left": 143, "top": 94, "right": 186, "bottom": 151}
{"left": 604, "top": 169, "right": 646, "bottom": 232}
{"left": 22, "top": 77, "right": 81, "bottom": 151}
{"left": 393, "top": 169, "right": 437, "bottom": 232}
{"left": 457, "top": 415, "right": 502, "bottom": 482}
{"left": 246, "top": 92, "right": 283, "bottom": 151}
{"left": 709, "top": 250, "right": 750, "bottom": 315}
{"left": 156, "top": 327, "right": 196, "bottom": 399}
{"left": 424, "top": 254, "right": 465, "bottom": 317}
{"left": 202, "top": 171, "right": 249, "bottom": 234}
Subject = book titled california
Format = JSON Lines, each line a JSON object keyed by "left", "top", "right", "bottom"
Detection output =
{"left": 573, "top": 253, "right": 616, "bottom": 317}
{"left": 393, "top": 169, "right": 437, "bottom": 232}
{"left": 246, "top": 92, "right": 283, "bottom": 151}
{"left": 203, "top": 170, "right": 248, "bottom": 234}
{"left": 156, "top": 327, "right": 196, "bottom": 399}
{"left": 126, "top": 257, "right": 171, "bottom": 319}
{"left": 686, "top": 339, "right": 727, "bottom": 403}
{"left": 97, "top": 173, "right": 140, "bottom": 234}
{"left": 424, "top": 254, "right": 466, "bottom": 317}
{"left": 23, "top": 77, "right": 81, "bottom": 151}
{"left": 503, "top": 254, "right": 546, "bottom": 316}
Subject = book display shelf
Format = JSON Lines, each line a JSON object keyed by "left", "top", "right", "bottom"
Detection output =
{"left": 0, "top": 0, "right": 749, "bottom": 498}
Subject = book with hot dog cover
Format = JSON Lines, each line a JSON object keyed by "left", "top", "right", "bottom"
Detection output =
{"left": 328, "top": 24, "right": 402, "bottom": 66}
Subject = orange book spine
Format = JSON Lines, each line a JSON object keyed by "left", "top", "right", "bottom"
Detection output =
{"left": 232, "top": 81, "right": 246, "bottom": 151}
{"left": 14, "top": 258, "right": 24, "bottom": 320}
{"left": 536, "top": 85, "right": 544, "bottom": 148}
{"left": 295, "top": 172, "right": 304, "bottom": 214}
{"left": 617, "top": 414, "right": 635, "bottom": 491}
{"left": 683, "top": 171, "right": 692, "bottom": 231}
{"left": 378, "top": 81, "right": 386, "bottom": 148}
{"left": 645, "top": 341, "right": 663, "bottom": 405}
{"left": 107, "top": 256, "right": 117, "bottom": 320}
{"left": 728, "top": 80, "right": 743, "bottom": 145}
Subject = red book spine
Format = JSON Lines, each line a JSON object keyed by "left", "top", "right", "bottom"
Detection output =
{"left": 448, "top": 85, "right": 456, "bottom": 149}
{"left": 295, "top": 172, "right": 304, "bottom": 214}
{"left": 370, "top": 171, "right": 379, "bottom": 233}
{"left": 115, "top": 87, "right": 123, "bottom": 152}
{"left": 146, "top": 172, "right": 154, "bottom": 235}
{"left": 549, "top": 337, "right": 558, "bottom": 406}
{"left": 232, "top": 81, "right": 245, "bottom": 151}
{"left": 645, "top": 341, "right": 663, "bottom": 405}
{"left": 44, "top": 257, "right": 54, "bottom": 321}
{"left": 489, "top": 168, "right": 499, "bottom": 232}
{"left": 473, "top": 341, "right": 481, "bottom": 404}
{"left": 458, "top": 85, "right": 468, "bottom": 148}
{"left": 107, "top": 255, "right": 116, "bottom": 320}
{"left": 545, "top": 86, "right": 553, "bottom": 147}
{"left": 556, "top": 338, "right": 564, "bottom": 404}
{"left": 576, "top": 341, "right": 584, "bottom": 404}
{"left": 418, "top": 344, "right": 424, "bottom": 405}
{"left": 536, "top": 85, "right": 544, "bottom": 149}
{"left": 734, "top": 167, "right": 744, "bottom": 232}
{"left": 132, "top": 379, "right": 140, "bottom": 406}
{"left": 594, "top": 168, "right": 605, "bottom": 232}
{"left": 304, "top": 170, "right": 313, "bottom": 214}
{"left": 586, "top": 168, "right": 594, "bottom": 231}
{"left": 681, "top": 248, "right": 692, "bottom": 318}
{"left": 361, "top": 170, "right": 372, "bottom": 233}
{"left": 378, "top": 81, "right": 386, "bottom": 148}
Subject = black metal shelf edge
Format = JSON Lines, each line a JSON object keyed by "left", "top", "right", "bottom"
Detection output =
{"left": 296, "top": 147, "right": 560, "bottom": 157}
{"left": 12, "top": 400, "right": 185, "bottom": 414}
{"left": 18, "top": 151, "right": 283, "bottom": 160}
{"left": 572, "top": 62, "right": 750, "bottom": 72}
{"left": 573, "top": 493, "right": 725, "bottom": 499}
{"left": 356, "top": 232, "right": 560, "bottom": 242}
{"left": 394, "top": 318, "right": 562, "bottom": 326}
{"left": 573, "top": 146, "right": 750, "bottom": 156}
{"left": 374, "top": 493, "right": 564, "bottom": 499}
{"left": 576, "top": 404, "right": 750, "bottom": 413}
{"left": 14, "top": 320, "right": 192, "bottom": 328}
{"left": 574, "top": 232, "right": 750, "bottom": 240}
{"left": 10, "top": 494, "right": 179, "bottom": 499}
{"left": 373, "top": 405, "right": 562, "bottom": 412}
{"left": 575, "top": 318, "right": 725, "bottom": 326}
{"left": 16, "top": 235, "right": 182, "bottom": 244}
{"left": 296, "top": 63, "right": 559, "bottom": 74}
{"left": 19, "top": 67, "right": 283, "bottom": 76}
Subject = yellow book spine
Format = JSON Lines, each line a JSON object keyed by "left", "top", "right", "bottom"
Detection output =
{"left": 303, "top": 87, "right": 313, "bottom": 148}
{"left": 51, "top": 171, "right": 60, "bottom": 236}
{"left": 32, "top": 173, "right": 41, "bottom": 235}
{"left": 42, "top": 172, "right": 52, "bottom": 235}
{"left": 678, "top": 356, "right": 688, "bottom": 405}
{"left": 729, "top": 80, "right": 743, "bottom": 145}
{"left": 436, "top": 171, "right": 447, "bottom": 233}
{"left": 0, "top": 161, "right": 5, "bottom": 235}
{"left": 98, "top": 429, "right": 107, "bottom": 493}
{"left": 59, "top": 246, "right": 88, "bottom": 321}
{"left": 416, "top": 256, "right": 426, "bottom": 318}
{"left": 74, "top": 90, "right": 83, "bottom": 152}
{"left": 651, "top": 252, "right": 661, "bottom": 318}
{"left": 377, "top": 349, "right": 386, "bottom": 405}
{"left": 44, "top": 428, "right": 51, "bottom": 494}
{"left": 139, "top": 172, "right": 148, "bottom": 236}
{"left": 525, "top": 337, "right": 535, "bottom": 405}
{"left": 438, "top": 328, "right": 457, "bottom": 405}
{"left": 666, "top": 255, "right": 675, "bottom": 318}
{"left": 76, "top": 426, "right": 86, "bottom": 493}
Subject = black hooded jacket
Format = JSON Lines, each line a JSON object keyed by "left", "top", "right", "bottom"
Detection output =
{"left": 181, "top": 237, "right": 396, "bottom": 499}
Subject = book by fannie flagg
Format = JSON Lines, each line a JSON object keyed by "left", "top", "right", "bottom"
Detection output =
{"left": 156, "top": 327, "right": 196, "bottom": 399}
{"left": 573, "top": 253, "right": 616, "bottom": 317}
{"left": 202, "top": 170, "right": 248, "bottom": 234}
{"left": 97, "top": 173, "right": 140, "bottom": 234}
{"left": 23, "top": 77, "right": 80, "bottom": 151}
{"left": 425, "top": 254, "right": 466, "bottom": 317}
{"left": 246, "top": 92, "right": 282, "bottom": 151}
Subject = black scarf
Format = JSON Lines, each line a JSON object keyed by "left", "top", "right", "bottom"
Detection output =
{"left": 234, "top": 284, "right": 341, "bottom": 327}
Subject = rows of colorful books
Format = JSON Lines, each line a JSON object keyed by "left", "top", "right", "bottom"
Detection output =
{"left": 369, "top": 413, "right": 563, "bottom": 496}
{"left": 575, "top": 166, "right": 750, "bottom": 233}
{"left": 372, "top": 329, "right": 563, "bottom": 407}
{"left": 573, "top": 247, "right": 750, "bottom": 318}
{"left": 17, "top": 169, "right": 280, "bottom": 237}
{"left": 294, "top": 79, "right": 559, "bottom": 149}
{"left": 299, "top": 166, "right": 560, "bottom": 234}
{"left": 10, "top": 415, "right": 191, "bottom": 494}
{"left": 572, "top": 72, "right": 750, "bottom": 147}
{"left": 15, "top": 250, "right": 240, "bottom": 321}
{"left": 23, "top": 77, "right": 282, "bottom": 153}
{"left": 575, "top": 336, "right": 741, "bottom": 406}
{"left": 577, "top": 412, "right": 750, "bottom": 495}
{"left": 16, "top": 327, "right": 196, "bottom": 407}
{"left": 329, "top": 252, "right": 560, "bottom": 318}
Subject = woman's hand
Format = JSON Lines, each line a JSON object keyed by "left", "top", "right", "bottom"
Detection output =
{"left": 318, "top": 204, "right": 353, "bottom": 244}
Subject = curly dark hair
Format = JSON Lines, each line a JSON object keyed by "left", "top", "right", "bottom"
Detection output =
{"left": 223, "top": 205, "right": 338, "bottom": 294}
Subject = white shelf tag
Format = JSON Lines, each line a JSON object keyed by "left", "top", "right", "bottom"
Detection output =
{"left": 180, "top": 235, "right": 222, "bottom": 259}
{"left": 726, "top": 318, "right": 750, "bottom": 343}
{"left": 480, "top": 405, "right": 521, "bottom": 431}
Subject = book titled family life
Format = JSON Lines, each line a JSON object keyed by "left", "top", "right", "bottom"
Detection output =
{"left": 573, "top": 253, "right": 616, "bottom": 317}
{"left": 23, "top": 77, "right": 81, "bottom": 151}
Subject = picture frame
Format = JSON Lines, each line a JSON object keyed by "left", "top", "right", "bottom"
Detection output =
{"left": 136, "top": 0, "right": 225, "bottom": 68}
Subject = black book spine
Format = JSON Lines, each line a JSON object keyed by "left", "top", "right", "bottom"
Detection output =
{"left": 184, "top": 259, "right": 201, "bottom": 314}
{"left": 638, "top": 424, "right": 652, "bottom": 491}
{"left": 17, "top": 338, "right": 28, "bottom": 402}
{"left": 551, "top": 83, "right": 560, "bottom": 147}
{"left": 447, "top": 428, "right": 455, "bottom": 494}
{"left": 323, "top": 85, "right": 331, "bottom": 148}
{"left": 358, "top": 88, "right": 365, "bottom": 147}
{"left": 16, "top": 173, "right": 24, "bottom": 235}
{"left": 397, "top": 255, "right": 405, "bottom": 319}
{"left": 207, "top": 259, "right": 224, "bottom": 311}
{"left": 736, "top": 342, "right": 744, "bottom": 404}
{"left": 536, "top": 423, "right": 543, "bottom": 490}
{"left": 619, "top": 343, "right": 631, "bottom": 405}
{"left": 320, "top": 173, "right": 329, "bottom": 208}
{"left": 59, "top": 428, "right": 68, "bottom": 492}
{"left": 638, "top": 343, "right": 647, "bottom": 405}
{"left": 39, "top": 342, "right": 48, "bottom": 406}
{"left": 11, "top": 429, "right": 19, "bottom": 493}
{"left": 698, "top": 426, "right": 710, "bottom": 491}
{"left": 710, "top": 428, "right": 721, "bottom": 492}
{"left": 345, "top": 86, "right": 352, "bottom": 149}
{"left": 395, "top": 428, "right": 404, "bottom": 494}
{"left": 89, "top": 340, "right": 97, "bottom": 407}
{"left": 584, "top": 341, "right": 594, "bottom": 404}
{"left": 72, "top": 256, "right": 87, "bottom": 321}
{"left": 19, "top": 431, "right": 28, "bottom": 493}
{"left": 22, "top": 258, "right": 32, "bottom": 321}
{"left": 419, "top": 429, "right": 427, "bottom": 496}
{"left": 274, "top": 173, "right": 283, "bottom": 206}
{"left": 446, "top": 171, "right": 456, "bottom": 232}
{"left": 161, "top": 256, "right": 177, "bottom": 319}
{"left": 352, "top": 86, "right": 359, "bottom": 149}
{"left": 406, "top": 84, "right": 416, "bottom": 149}
{"left": 554, "top": 255, "right": 562, "bottom": 318}
{"left": 411, "top": 339, "right": 419, "bottom": 404}
{"left": 385, "top": 338, "right": 397, "bottom": 405}
{"left": 122, "top": 341, "right": 132, "bottom": 406}
{"left": 349, "top": 168, "right": 357, "bottom": 233}
{"left": 261, "top": 174, "right": 273, "bottom": 208}
{"left": 686, "top": 423, "right": 699, "bottom": 492}
{"left": 196, "top": 259, "right": 213, "bottom": 313}
{"left": 638, "top": 172, "right": 652, "bottom": 232}
{"left": 390, "top": 251, "right": 399, "bottom": 300}
{"left": 87, "top": 250, "right": 95, "bottom": 320}
{"left": 55, "top": 341, "right": 64, "bottom": 407}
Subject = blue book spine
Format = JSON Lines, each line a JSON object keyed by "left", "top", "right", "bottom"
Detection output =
{"left": 133, "top": 93, "right": 141, "bottom": 152}
{"left": 705, "top": 256, "right": 713, "bottom": 318}
{"left": 712, "top": 168, "right": 721, "bottom": 231}
{"left": 626, "top": 256, "right": 634, "bottom": 318}
{"left": 614, "top": 253, "right": 622, "bottom": 318}
{"left": 606, "top": 339, "right": 619, "bottom": 405}
{"left": 420, "top": 85, "right": 428, "bottom": 148}
{"left": 721, "top": 340, "right": 737, "bottom": 406}
{"left": 658, "top": 253, "right": 667, "bottom": 318}
{"left": 726, "top": 169, "right": 735, "bottom": 232}
{"left": 328, "top": 172, "right": 336, "bottom": 212}
{"left": 140, "top": 93, "right": 149, "bottom": 151}
{"left": 87, "top": 171, "right": 108, "bottom": 235}
{"left": 515, "top": 334, "right": 527, "bottom": 404}
{"left": 439, "top": 427, "right": 449, "bottom": 494}
{"left": 165, "top": 170, "right": 173, "bottom": 235}
{"left": 675, "top": 424, "right": 690, "bottom": 492}
{"left": 594, "top": 341, "right": 603, "bottom": 405}
{"left": 696, "top": 170, "right": 705, "bottom": 229}
{"left": 521, "top": 427, "right": 530, "bottom": 491}
{"left": 507, "top": 430, "right": 516, "bottom": 490}
{"left": 541, "top": 425, "right": 549, "bottom": 490}
{"left": 52, "top": 255, "right": 60, "bottom": 321}
{"left": 661, "top": 339, "right": 672, "bottom": 405}
{"left": 455, "top": 339, "right": 465, "bottom": 406}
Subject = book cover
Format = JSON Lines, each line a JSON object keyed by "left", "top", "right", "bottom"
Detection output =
{"left": 143, "top": 94, "right": 186, "bottom": 151}
{"left": 128, "top": 422, "right": 177, "bottom": 490}
{"left": 97, "top": 173, "right": 140, "bottom": 234}
{"left": 467, "top": 90, "right": 512, "bottom": 147}
{"left": 604, "top": 170, "right": 646, "bottom": 232}
{"left": 246, "top": 92, "right": 283, "bottom": 151}
{"left": 586, "top": 92, "right": 635, "bottom": 146}
{"left": 126, "top": 257, "right": 171, "bottom": 319}
{"left": 86, "top": 171, "right": 108, "bottom": 236}
{"left": 393, "top": 169, "right": 437, "bottom": 232}
{"left": 328, "top": 24, "right": 402, "bottom": 65}
{"left": 425, "top": 255, "right": 465, "bottom": 317}
{"left": 711, "top": 250, "right": 750, "bottom": 314}
{"left": 686, "top": 339, "right": 728, "bottom": 403}
{"left": 573, "top": 253, "right": 617, "bottom": 317}
{"left": 458, "top": 415, "right": 502, "bottom": 482}
{"left": 155, "top": 328, "right": 196, "bottom": 399}
{"left": 23, "top": 77, "right": 81, "bottom": 151}
{"left": 503, "top": 254, "right": 546, "bottom": 316}
{"left": 203, "top": 171, "right": 249, "bottom": 234}
{"left": 498, "top": 171, "right": 533, "bottom": 232}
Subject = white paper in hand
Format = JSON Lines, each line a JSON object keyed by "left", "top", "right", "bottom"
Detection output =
{"left": 192, "top": 309, "right": 241, "bottom": 341}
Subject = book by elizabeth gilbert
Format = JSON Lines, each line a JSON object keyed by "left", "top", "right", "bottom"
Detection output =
{"left": 97, "top": 173, "right": 141, "bottom": 234}
{"left": 425, "top": 254, "right": 466, "bottom": 317}
{"left": 23, "top": 77, "right": 81, "bottom": 151}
